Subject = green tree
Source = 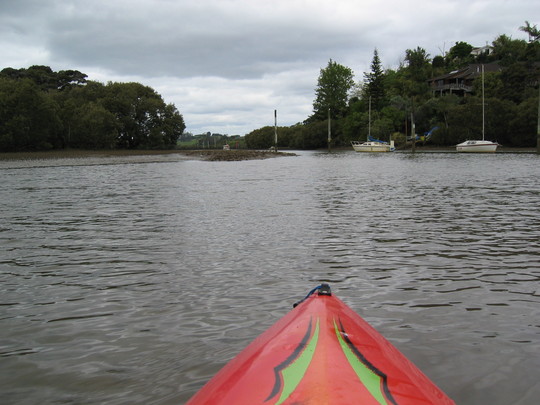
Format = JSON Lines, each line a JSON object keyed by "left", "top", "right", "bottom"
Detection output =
{"left": 446, "top": 100, "right": 478, "bottom": 144}
{"left": 509, "top": 97, "right": 538, "bottom": 146}
{"left": 0, "top": 66, "right": 184, "bottom": 151}
{"left": 312, "top": 59, "right": 354, "bottom": 121}
{"left": 56, "top": 70, "right": 87, "bottom": 90}
{"left": 447, "top": 41, "right": 473, "bottom": 68}
{"left": 102, "top": 82, "right": 184, "bottom": 149}
{"left": 497, "top": 63, "right": 539, "bottom": 103}
{"left": 0, "top": 66, "right": 87, "bottom": 91}
{"left": 370, "top": 116, "right": 394, "bottom": 141}
{"left": 484, "top": 97, "right": 515, "bottom": 145}
{"left": 523, "top": 41, "right": 540, "bottom": 62}
{"left": 296, "top": 121, "right": 331, "bottom": 149}
{"left": 69, "top": 102, "right": 118, "bottom": 149}
{"left": 245, "top": 126, "right": 275, "bottom": 149}
{"left": 403, "top": 47, "right": 432, "bottom": 99}
{"left": 519, "top": 21, "right": 540, "bottom": 43}
{"left": 381, "top": 69, "right": 404, "bottom": 100}
{"left": 432, "top": 55, "right": 445, "bottom": 69}
{"left": 380, "top": 104, "right": 407, "bottom": 137}
{"left": 491, "top": 34, "right": 528, "bottom": 66}
{"left": 421, "top": 95, "right": 460, "bottom": 143}
{"left": 160, "top": 104, "right": 186, "bottom": 147}
{"left": 364, "top": 49, "right": 386, "bottom": 110}
{"left": 245, "top": 125, "right": 297, "bottom": 149}
{"left": 0, "top": 78, "right": 61, "bottom": 151}
{"left": 431, "top": 55, "right": 446, "bottom": 77}
{"left": 342, "top": 98, "right": 365, "bottom": 142}
{"left": 52, "top": 81, "right": 107, "bottom": 148}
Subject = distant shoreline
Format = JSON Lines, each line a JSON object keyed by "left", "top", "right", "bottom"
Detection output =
{"left": 0, "top": 149, "right": 297, "bottom": 162}
{"left": 0, "top": 146, "right": 537, "bottom": 163}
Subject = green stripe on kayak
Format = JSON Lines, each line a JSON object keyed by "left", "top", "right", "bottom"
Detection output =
{"left": 275, "top": 318, "right": 320, "bottom": 405}
{"left": 334, "top": 319, "right": 389, "bottom": 405}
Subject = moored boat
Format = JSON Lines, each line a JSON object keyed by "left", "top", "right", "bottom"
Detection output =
{"left": 456, "top": 65, "right": 498, "bottom": 153}
{"left": 351, "top": 96, "right": 395, "bottom": 153}
{"left": 456, "top": 140, "right": 499, "bottom": 152}
{"left": 352, "top": 140, "right": 395, "bottom": 152}
{"left": 186, "top": 284, "right": 455, "bottom": 404}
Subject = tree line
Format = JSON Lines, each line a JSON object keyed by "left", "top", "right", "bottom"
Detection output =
{"left": 0, "top": 66, "right": 185, "bottom": 151}
{"left": 246, "top": 23, "right": 540, "bottom": 149}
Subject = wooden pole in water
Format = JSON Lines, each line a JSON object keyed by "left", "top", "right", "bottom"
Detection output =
{"left": 537, "top": 84, "right": 540, "bottom": 154}
{"left": 274, "top": 109, "right": 278, "bottom": 152}
{"left": 411, "top": 112, "right": 416, "bottom": 153}
{"left": 411, "top": 98, "right": 416, "bottom": 153}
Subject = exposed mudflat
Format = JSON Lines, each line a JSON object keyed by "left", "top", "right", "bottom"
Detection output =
{"left": 0, "top": 149, "right": 297, "bottom": 162}
{"left": 179, "top": 149, "right": 296, "bottom": 161}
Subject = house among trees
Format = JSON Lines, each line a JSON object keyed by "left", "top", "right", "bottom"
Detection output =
{"left": 470, "top": 44, "right": 493, "bottom": 57}
{"left": 427, "top": 62, "right": 502, "bottom": 96}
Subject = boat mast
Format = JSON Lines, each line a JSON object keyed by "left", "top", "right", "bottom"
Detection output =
{"left": 368, "top": 96, "right": 371, "bottom": 141}
{"left": 274, "top": 109, "right": 278, "bottom": 152}
{"left": 482, "top": 64, "right": 485, "bottom": 141}
{"left": 327, "top": 108, "right": 331, "bottom": 152}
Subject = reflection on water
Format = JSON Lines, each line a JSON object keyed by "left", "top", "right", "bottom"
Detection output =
{"left": 1, "top": 151, "right": 539, "bottom": 404}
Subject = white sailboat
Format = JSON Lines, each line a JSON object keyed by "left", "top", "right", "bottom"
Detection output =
{"left": 351, "top": 97, "right": 394, "bottom": 153}
{"left": 456, "top": 65, "right": 499, "bottom": 152}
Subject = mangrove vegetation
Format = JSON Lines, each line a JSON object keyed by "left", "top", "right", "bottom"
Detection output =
{"left": 0, "top": 66, "right": 185, "bottom": 151}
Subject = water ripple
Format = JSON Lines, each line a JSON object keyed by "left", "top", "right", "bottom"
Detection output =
{"left": 1, "top": 152, "right": 539, "bottom": 404}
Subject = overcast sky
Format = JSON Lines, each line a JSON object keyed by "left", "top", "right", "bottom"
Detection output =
{"left": 1, "top": 0, "right": 536, "bottom": 135}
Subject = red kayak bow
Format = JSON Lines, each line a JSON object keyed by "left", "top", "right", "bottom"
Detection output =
{"left": 187, "top": 284, "right": 455, "bottom": 404}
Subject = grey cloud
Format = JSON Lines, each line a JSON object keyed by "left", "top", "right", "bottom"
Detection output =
{"left": 0, "top": 0, "right": 536, "bottom": 135}
{"left": 46, "top": 11, "right": 357, "bottom": 80}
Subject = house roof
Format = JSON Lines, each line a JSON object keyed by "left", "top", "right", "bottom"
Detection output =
{"left": 471, "top": 45, "right": 493, "bottom": 56}
{"left": 428, "top": 62, "right": 502, "bottom": 83}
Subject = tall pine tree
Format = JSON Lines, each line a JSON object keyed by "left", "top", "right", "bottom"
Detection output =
{"left": 363, "top": 49, "right": 385, "bottom": 111}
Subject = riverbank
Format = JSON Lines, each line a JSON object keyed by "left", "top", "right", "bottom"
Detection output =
{"left": 0, "top": 149, "right": 297, "bottom": 162}
{"left": 178, "top": 149, "right": 296, "bottom": 161}
{"left": 1, "top": 147, "right": 537, "bottom": 163}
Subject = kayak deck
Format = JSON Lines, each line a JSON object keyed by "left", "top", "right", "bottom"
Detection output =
{"left": 187, "top": 284, "right": 455, "bottom": 404}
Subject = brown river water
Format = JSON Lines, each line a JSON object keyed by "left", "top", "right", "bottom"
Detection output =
{"left": 1, "top": 150, "right": 539, "bottom": 404}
